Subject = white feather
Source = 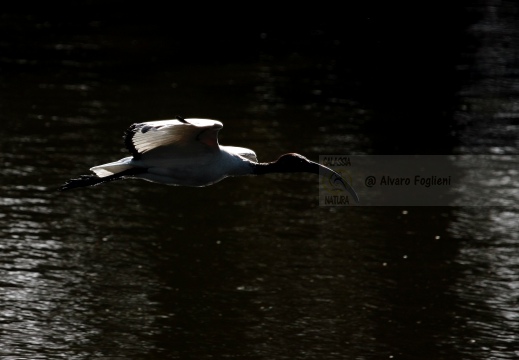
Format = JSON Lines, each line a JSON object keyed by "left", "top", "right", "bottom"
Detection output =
{"left": 129, "top": 118, "right": 223, "bottom": 155}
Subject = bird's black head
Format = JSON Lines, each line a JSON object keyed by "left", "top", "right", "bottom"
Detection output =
{"left": 253, "top": 153, "right": 319, "bottom": 175}
{"left": 271, "top": 153, "right": 320, "bottom": 173}
{"left": 252, "top": 152, "right": 359, "bottom": 202}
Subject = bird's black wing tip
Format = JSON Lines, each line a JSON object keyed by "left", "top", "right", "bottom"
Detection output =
{"left": 176, "top": 115, "right": 188, "bottom": 123}
{"left": 123, "top": 123, "right": 141, "bottom": 158}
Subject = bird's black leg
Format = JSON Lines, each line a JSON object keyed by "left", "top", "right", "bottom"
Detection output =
{"left": 59, "top": 168, "right": 145, "bottom": 191}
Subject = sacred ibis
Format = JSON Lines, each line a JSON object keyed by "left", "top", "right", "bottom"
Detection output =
{"left": 59, "top": 117, "right": 359, "bottom": 202}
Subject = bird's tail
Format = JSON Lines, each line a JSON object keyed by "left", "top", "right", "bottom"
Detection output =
{"left": 59, "top": 168, "right": 144, "bottom": 191}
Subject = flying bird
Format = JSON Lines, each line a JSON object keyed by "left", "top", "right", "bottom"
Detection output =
{"left": 59, "top": 117, "right": 359, "bottom": 202}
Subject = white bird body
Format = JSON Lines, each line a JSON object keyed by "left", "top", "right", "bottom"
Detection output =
{"left": 88, "top": 118, "right": 258, "bottom": 186}
{"left": 60, "top": 117, "right": 359, "bottom": 203}
{"left": 91, "top": 147, "right": 254, "bottom": 186}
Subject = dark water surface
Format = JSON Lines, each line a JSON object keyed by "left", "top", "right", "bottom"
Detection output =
{"left": 1, "top": 3, "right": 519, "bottom": 359}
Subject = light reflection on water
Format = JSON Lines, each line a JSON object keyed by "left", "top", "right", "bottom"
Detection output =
{"left": 450, "top": 155, "right": 519, "bottom": 207}
{"left": 448, "top": 207, "right": 519, "bottom": 359}
{"left": 0, "top": 185, "right": 165, "bottom": 357}
{"left": 446, "top": 2, "right": 519, "bottom": 358}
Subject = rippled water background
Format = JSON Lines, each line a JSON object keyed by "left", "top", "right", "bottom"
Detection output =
{"left": 1, "top": 3, "right": 518, "bottom": 359}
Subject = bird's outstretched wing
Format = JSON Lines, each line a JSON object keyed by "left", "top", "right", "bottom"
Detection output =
{"left": 124, "top": 117, "right": 223, "bottom": 159}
